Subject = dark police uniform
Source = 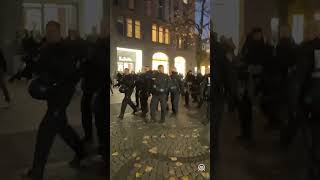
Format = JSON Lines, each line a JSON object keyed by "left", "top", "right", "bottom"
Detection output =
{"left": 140, "top": 70, "right": 153, "bottom": 117}
{"left": 30, "top": 40, "right": 85, "bottom": 180}
{"left": 79, "top": 39, "right": 99, "bottom": 143}
{"left": 284, "top": 37, "right": 320, "bottom": 179}
{"left": 150, "top": 71, "right": 169, "bottom": 122}
{"left": 169, "top": 71, "right": 183, "bottom": 114}
{"left": 119, "top": 73, "right": 137, "bottom": 118}
{"left": 199, "top": 73, "right": 211, "bottom": 123}
{"left": 91, "top": 37, "right": 109, "bottom": 161}
{"left": 184, "top": 72, "right": 194, "bottom": 107}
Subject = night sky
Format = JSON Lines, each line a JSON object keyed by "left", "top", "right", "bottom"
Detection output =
{"left": 195, "top": 0, "right": 210, "bottom": 39}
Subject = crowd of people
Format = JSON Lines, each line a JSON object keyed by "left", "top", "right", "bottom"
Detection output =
{"left": 212, "top": 24, "right": 320, "bottom": 179}
{"left": 1, "top": 21, "right": 107, "bottom": 180}
{"left": 113, "top": 65, "right": 211, "bottom": 124}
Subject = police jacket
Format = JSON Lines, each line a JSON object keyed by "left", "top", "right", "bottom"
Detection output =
{"left": 35, "top": 40, "right": 80, "bottom": 87}
{"left": 141, "top": 70, "right": 153, "bottom": 93}
{"left": 290, "top": 38, "right": 320, "bottom": 107}
{"left": 169, "top": 72, "right": 183, "bottom": 93}
{"left": 119, "top": 74, "right": 135, "bottom": 90}
{"left": 151, "top": 72, "right": 169, "bottom": 95}
{"left": 134, "top": 74, "right": 144, "bottom": 91}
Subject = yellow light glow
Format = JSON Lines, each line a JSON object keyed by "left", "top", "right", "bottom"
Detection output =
{"left": 135, "top": 20, "right": 141, "bottom": 39}
{"left": 126, "top": 18, "right": 133, "bottom": 37}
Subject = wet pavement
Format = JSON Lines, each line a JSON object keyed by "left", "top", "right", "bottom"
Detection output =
{"left": 110, "top": 89, "right": 211, "bottom": 179}
{"left": 0, "top": 81, "right": 105, "bottom": 180}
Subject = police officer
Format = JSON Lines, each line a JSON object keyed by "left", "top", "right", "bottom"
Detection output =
{"left": 184, "top": 70, "right": 194, "bottom": 108}
{"left": 140, "top": 66, "right": 153, "bottom": 118}
{"left": 169, "top": 67, "right": 184, "bottom": 115}
{"left": 150, "top": 65, "right": 169, "bottom": 123}
{"left": 283, "top": 25, "right": 320, "bottom": 179}
{"left": 200, "top": 72, "right": 211, "bottom": 124}
{"left": 118, "top": 68, "right": 137, "bottom": 119}
{"left": 79, "top": 37, "right": 98, "bottom": 144}
{"left": 23, "top": 21, "right": 86, "bottom": 180}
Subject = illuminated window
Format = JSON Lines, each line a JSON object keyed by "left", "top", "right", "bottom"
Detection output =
{"left": 292, "top": 15, "right": 304, "bottom": 44}
{"left": 152, "top": 24, "right": 157, "bottom": 42}
{"left": 165, "top": 29, "right": 170, "bottom": 44}
{"left": 128, "top": 0, "right": 135, "bottom": 9}
{"left": 159, "top": 26, "right": 164, "bottom": 43}
{"left": 135, "top": 20, "right": 141, "bottom": 39}
{"left": 126, "top": 18, "right": 133, "bottom": 37}
{"left": 201, "top": 66, "right": 205, "bottom": 75}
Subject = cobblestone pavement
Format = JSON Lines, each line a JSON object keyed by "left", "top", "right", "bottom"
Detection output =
{"left": 110, "top": 89, "right": 211, "bottom": 180}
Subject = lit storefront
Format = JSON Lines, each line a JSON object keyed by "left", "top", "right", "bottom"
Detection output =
{"left": 152, "top": 52, "right": 169, "bottom": 74}
{"left": 116, "top": 47, "right": 142, "bottom": 73}
{"left": 174, "top": 56, "right": 186, "bottom": 77}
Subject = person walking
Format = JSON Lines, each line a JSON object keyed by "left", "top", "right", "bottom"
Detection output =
{"left": 118, "top": 68, "right": 137, "bottom": 119}
{"left": 23, "top": 21, "right": 86, "bottom": 180}
{"left": 150, "top": 65, "right": 169, "bottom": 123}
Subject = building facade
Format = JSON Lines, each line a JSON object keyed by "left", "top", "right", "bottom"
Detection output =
{"left": 213, "top": 0, "right": 320, "bottom": 51}
{"left": 110, "top": 0, "right": 197, "bottom": 77}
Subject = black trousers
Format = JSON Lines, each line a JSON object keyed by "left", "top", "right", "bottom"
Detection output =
{"left": 0, "top": 69, "right": 10, "bottom": 102}
{"left": 185, "top": 91, "right": 190, "bottom": 106}
{"left": 120, "top": 89, "right": 136, "bottom": 115}
{"left": 140, "top": 91, "right": 149, "bottom": 115}
{"left": 135, "top": 89, "right": 140, "bottom": 108}
{"left": 32, "top": 86, "right": 83, "bottom": 180}
{"left": 81, "top": 91, "right": 95, "bottom": 140}
{"left": 170, "top": 91, "right": 180, "bottom": 113}
{"left": 150, "top": 94, "right": 167, "bottom": 120}
{"left": 94, "top": 88, "right": 108, "bottom": 160}
{"left": 238, "top": 95, "right": 253, "bottom": 140}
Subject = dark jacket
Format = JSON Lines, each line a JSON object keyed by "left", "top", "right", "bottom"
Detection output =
{"left": 0, "top": 48, "right": 7, "bottom": 72}
{"left": 276, "top": 37, "right": 298, "bottom": 78}
{"left": 151, "top": 71, "right": 169, "bottom": 95}
{"left": 83, "top": 37, "right": 109, "bottom": 92}
{"left": 119, "top": 74, "right": 135, "bottom": 90}
{"left": 169, "top": 72, "right": 184, "bottom": 93}
{"left": 35, "top": 40, "right": 79, "bottom": 87}
{"left": 139, "top": 70, "right": 153, "bottom": 93}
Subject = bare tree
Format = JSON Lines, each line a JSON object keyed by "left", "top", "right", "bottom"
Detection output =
{"left": 170, "top": 0, "right": 210, "bottom": 67}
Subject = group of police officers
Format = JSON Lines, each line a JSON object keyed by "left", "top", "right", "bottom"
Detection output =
{"left": 115, "top": 64, "right": 211, "bottom": 124}
{"left": 211, "top": 23, "right": 320, "bottom": 179}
